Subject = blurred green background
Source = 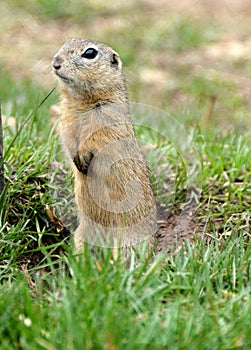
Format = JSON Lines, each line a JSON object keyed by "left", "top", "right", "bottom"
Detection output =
{"left": 1, "top": 0, "right": 251, "bottom": 131}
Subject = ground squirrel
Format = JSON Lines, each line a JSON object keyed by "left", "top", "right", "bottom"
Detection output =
{"left": 52, "top": 38, "right": 157, "bottom": 254}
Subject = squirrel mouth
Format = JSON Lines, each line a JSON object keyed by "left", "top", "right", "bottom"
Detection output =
{"left": 54, "top": 70, "right": 70, "bottom": 82}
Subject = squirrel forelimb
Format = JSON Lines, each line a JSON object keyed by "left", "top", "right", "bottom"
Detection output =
{"left": 73, "top": 151, "right": 94, "bottom": 175}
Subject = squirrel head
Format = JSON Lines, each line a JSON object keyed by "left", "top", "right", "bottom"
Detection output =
{"left": 52, "top": 38, "right": 126, "bottom": 103}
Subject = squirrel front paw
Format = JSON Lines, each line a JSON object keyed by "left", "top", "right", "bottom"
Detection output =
{"left": 73, "top": 151, "right": 94, "bottom": 175}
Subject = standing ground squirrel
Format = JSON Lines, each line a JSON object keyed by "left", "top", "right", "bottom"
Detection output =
{"left": 52, "top": 38, "right": 157, "bottom": 254}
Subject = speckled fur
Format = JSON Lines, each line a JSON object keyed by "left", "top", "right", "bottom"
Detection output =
{"left": 52, "top": 38, "right": 157, "bottom": 255}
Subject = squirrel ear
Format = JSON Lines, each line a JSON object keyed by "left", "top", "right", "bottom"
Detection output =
{"left": 111, "top": 52, "right": 122, "bottom": 69}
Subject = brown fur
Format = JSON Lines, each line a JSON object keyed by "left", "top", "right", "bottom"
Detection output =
{"left": 52, "top": 38, "right": 157, "bottom": 253}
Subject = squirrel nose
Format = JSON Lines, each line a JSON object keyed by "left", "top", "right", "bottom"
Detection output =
{"left": 52, "top": 55, "right": 63, "bottom": 70}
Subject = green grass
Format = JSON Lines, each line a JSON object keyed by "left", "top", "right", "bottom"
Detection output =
{"left": 146, "top": 15, "right": 217, "bottom": 53}
{"left": 0, "top": 69, "right": 250, "bottom": 349}
{"left": 0, "top": 240, "right": 250, "bottom": 349}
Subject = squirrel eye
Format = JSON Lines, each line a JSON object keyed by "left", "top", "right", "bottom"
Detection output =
{"left": 81, "top": 48, "right": 98, "bottom": 59}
